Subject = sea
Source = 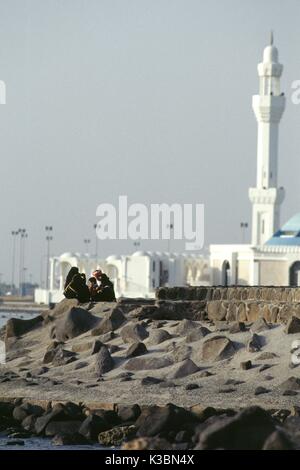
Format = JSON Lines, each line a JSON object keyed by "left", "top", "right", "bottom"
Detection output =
{"left": 0, "top": 311, "right": 109, "bottom": 451}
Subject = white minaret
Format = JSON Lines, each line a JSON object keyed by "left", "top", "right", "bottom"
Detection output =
{"left": 249, "top": 32, "right": 285, "bottom": 245}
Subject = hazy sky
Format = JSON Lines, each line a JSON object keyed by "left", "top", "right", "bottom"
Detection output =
{"left": 1, "top": 0, "right": 300, "bottom": 285}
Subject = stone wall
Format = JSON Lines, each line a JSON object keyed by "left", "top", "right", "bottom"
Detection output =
{"left": 155, "top": 286, "right": 300, "bottom": 324}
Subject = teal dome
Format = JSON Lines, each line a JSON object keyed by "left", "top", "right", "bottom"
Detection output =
{"left": 266, "top": 213, "right": 300, "bottom": 246}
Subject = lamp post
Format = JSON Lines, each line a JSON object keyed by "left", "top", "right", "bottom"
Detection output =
{"left": 18, "top": 228, "right": 27, "bottom": 296}
{"left": 84, "top": 238, "right": 91, "bottom": 254}
{"left": 11, "top": 230, "right": 19, "bottom": 293}
{"left": 45, "top": 226, "right": 53, "bottom": 291}
{"left": 240, "top": 222, "right": 248, "bottom": 244}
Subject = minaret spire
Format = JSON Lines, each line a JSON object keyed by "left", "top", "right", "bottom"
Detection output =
{"left": 270, "top": 30, "right": 274, "bottom": 46}
{"left": 248, "top": 37, "right": 285, "bottom": 245}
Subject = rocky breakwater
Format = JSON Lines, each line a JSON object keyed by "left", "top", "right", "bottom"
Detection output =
{"left": 1, "top": 296, "right": 300, "bottom": 448}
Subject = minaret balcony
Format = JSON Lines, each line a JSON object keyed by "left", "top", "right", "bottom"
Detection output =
{"left": 252, "top": 95, "right": 285, "bottom": 123}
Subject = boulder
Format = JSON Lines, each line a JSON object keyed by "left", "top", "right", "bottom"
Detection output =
{"left": 196, "top": 406, "right": 276, "bottom": 450}
{"left": 256, "top": 352, "right": 278, "bottom": 361}
{"left": 5, "top": 315, "right": 43, "bottom": 339}
{"left": 285, "top": 316, "right": 300, "bottom": 334}
{"left": 117, "top": 404, "right": 141, "bottom": 423}
{"left": 126, "top": 342, "right": 148, "bottom": 358}
{"left": 280, "top": 376, "right": 300, "bottom": 391}
{"left": 43, "top": 299, "right": 79, "bottom": 320}
{"left": 135, "top": 404, "right": 198, "bottom": 438}
{"left": 120, "top": 323, "right": 149, "bottom": 344}
{"left": 141, "top": 377, "right": 163, "bottom": 386}
{"left": 94, "top": 346, "right": 114, "bottom": 375}
{"left": 91, "top": 307, "right": 126, "bottom": 335}
{"left": 79, "top": 414, "right": 110, "bottom": 440}
{"left": 247, "top": 333, "right": 261, "bottom": 352}
{"left": 54, "top": 307, "right": 99, "bottom": 341}
{"left": 45, "top": 420, "right": 82, "bottom": 437}
{"left": 229, "top": 322, "right": 246, "bottom": 334}
{"left": 146, "top": 329, "right": 172, "bottom": 346}
{"left": 254, "top": 386, "right": 270, "bottom": 396}
{"left": 91, "top": 340, "right": 104, "bottom": 355}
{"left": 167, "top": 343, "right": 192, "bottom": 362}
{"left": 250, "top": 317, "right": 270, "bottom": 333}
{"left": 186, "top": 327, "right": 211, "bottom": 342}
{"left": 35, "top": 404, "right": 66, "bottom": 435}
{"left": 202, "top": 336, "right": 235, "bottom": 362}
{"left": 240, "top": 360, "right": 252, "bottom": 370}
{"left": 207, "top": 301, "right": 227, "bottom": 322}
{"left": 52, "top": 347, "right": 77, "bottom": 366}
{"left": 125, "top": 356, "right": 173, "bottom": 371}
{"left": 167, "top": 359, "right": 199, "bottom": 379}
{"left": 174, "top": 319, "right": 200, "bottom": 335}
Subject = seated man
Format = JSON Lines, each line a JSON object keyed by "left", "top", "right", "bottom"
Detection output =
{"left": 92, "top": 270, "right": 116, "bottom": 302}
{"left": 63, "top": 267, "right": 90, "bottom": 303}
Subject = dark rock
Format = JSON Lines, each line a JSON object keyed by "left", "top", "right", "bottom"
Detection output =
{"left": 196, "top": 406, "right": 276, "bottom": 450}
{"left": 109, "top": 344, "right": 121, "bottom": 354}
{"left": 79, "top": 414, "right": 110, "bottom": 440}
{"left": 146, "top": 329, "right": 172, "bottom": 346}
{"left": 202, "top": 335, "right": 235, "bottom": 362}
{"left": 282, "top": 390, "right": 298, "bottom": 396}
{"left": 121, "top": 323, "right": 149, "bottom": 344}
{"left": 135, "top": 404, "right": 198, "bottom": 438}
{"left": 241, "top": 360, "right": 252, "bottom": 370}
{"left": 285, "top": 316, "right": 300, "bottom": 334}
{"left": 21, "top": 415, "right": 36, "bottom": 432}
{"left": 52, "top": 347, "right": 77, "bottom": 366}
{"left": 186, "top": 327, "right": 211, "bottom": 342}
{"left": 5, "top": 316, "right": 43, "bottom": 339}
{"left": 34, "top": 404, "right": 66, "bottom": 435}
{"left": 94, "top": 346, "right": 114, "bottom": 375}
{"left": 229, "top": 322, "right": 246, "bottom": 334}
{"left": 199, "top": 370, "right": 213, "bottom": 378}
{"left": 141, "top": 376, "right": 163, "bottom": 386}
{"left": 45, "top": 420, "right": 82, "bottom": 437}
{"left": 185, "top": 383, "right": 199, "bottom": 390}
{"left": 91, "top": 307, "right": 126, "bottom": 336}
{"left": 126, "top": 342, "right": 148, "bottom": 358}
{"left": 280, "top": 376, "right": 300, "bottom": 391}
{"left": 91, "top": 339, "right": 104, "bottom": 355}
{"left": 54, "top": 307, "right": 99, "bottom": 341}
{"left": 167, "top": 359, "right": 199, "bottom": 379}
{"left": 74, "top": 361, "right": 88, "bottom": 370}
{"left": 117, "top": 404, "right": 141, "bottom": 423}
{"left": 250, "top": 318, "right": 270, "bottom": 333}
{"left": 259, "top": 364, "right": 272, "bottom": 373}
{"left": 174, "top": 319, "right": 200, "bottom": 335}
{"left": 254, "top": 386, "right": 270, "bottom": 395}
{"left": 218, "top": 388, "right": 236, "bottom": 394}
{"left": 5, "top": 439, "right": 25, "bottom": 446}
{"left": 247, "top": 333, "right": 261, "bottom": 353}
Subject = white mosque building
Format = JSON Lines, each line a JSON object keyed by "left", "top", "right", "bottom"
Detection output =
{"left": 210, "top": 34, "right": 300, "bottom": 287}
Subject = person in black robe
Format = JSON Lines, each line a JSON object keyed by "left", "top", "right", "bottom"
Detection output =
{"left": 63, "top": 267, "right": 90, "bottom": 303}
{"left": 92, "top": 272, "right": 116, "bottom": 302}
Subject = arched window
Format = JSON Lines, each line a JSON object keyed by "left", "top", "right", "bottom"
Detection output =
{"left": 221, "top": 260, "right": 230, "bottom": 286}
{"left": 289, "top": 261, "right": 300, "bottom": 287}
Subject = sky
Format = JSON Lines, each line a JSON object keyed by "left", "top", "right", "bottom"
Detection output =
{"left": 0, "top": 0, "right": 300, "bottom": 285}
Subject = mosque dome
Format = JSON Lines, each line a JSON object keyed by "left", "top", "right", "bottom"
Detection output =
{"left": 106, "top": 254, "right": 121, "bottom": 262}
{"left": 132, "top": 251, "right": 150, "bottom": 257}
{"left": 265, "top": 213, "right": 300, "bottom": 246}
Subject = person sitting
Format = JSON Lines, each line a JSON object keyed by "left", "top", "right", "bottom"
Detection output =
{"left": 88, "top": 277, "right": 98, "bottom": 301}
{"left": 63, "top": 267, "right": 90, "bottom": 303}
{"left": 91, "top": 270, "right": 116, "bottom": 302}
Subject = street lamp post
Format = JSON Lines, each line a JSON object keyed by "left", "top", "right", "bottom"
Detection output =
{"left": 84, "top": 238, "right": 91, "bottom": 254}
{"left": 45, "top": 226, "right": 53, "bottom": 291}
{"left": 11, "top": 230, "right": 19, "bottom": 293}
{"left": 240, "top": 222, "right": 248, "bottom": 244}
{"left": 18, "top": 229, "right": 27, "bottom": 296}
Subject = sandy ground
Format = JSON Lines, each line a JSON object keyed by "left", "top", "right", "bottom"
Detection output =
{"left": 1, "top": 305, "right": 300, "bottom": 410}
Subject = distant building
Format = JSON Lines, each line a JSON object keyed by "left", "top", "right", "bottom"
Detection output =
{"left": 34, "top": 251, "right": 210, "bottom": 304}
{"left": 210, "top": 35, "right": 300, "bottom": 286}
